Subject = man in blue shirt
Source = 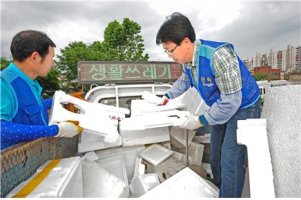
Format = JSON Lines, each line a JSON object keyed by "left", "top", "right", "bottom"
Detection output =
{"left": 1, "top": 30, "right": 83, "bottom": 150}
{"left": 155, "top": 13, "right": 261, "bottom": 197}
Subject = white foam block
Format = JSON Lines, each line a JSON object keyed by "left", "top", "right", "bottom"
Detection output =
{"left": 120, "top": 126, "right": 170, "bottom": 147}
{"left": 169, "top": 86, "right": 209, "bottom": 116}
{"left": 7, "top": 157, "right": 83, "bottom": 198}
{"left": 140, "top": 167, "right": 219, "bottom": 198}
{"left": 237, "top": 119, "right": 275, "bottom": 198}
{"left": 139, "top": 144, "right": 173, "bottom": 166}
{"left": 78, "top": 131, "right": 122, "bottom": 153}
{"left": 120, "top": 110, "right": 189, "bottom": 130}
{"left": 133, "top": 98, "right": 184, "bottom": 115}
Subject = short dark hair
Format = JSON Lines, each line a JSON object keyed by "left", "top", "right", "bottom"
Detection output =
{"left": 156, "top": 12, "right": 196, "bottom": 45}
{"left": 10, "top": 30, "right": 56, "bottom": 62}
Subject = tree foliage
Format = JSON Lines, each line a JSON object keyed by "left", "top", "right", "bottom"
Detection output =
{"left": 37, "top": 68, "right": 60, "bottom": 98}
{"left": 56, "top": 18, "right": 149, "bottom": 93}
{"left": 253, "top": 73, "right": 268, "bottom": 81}
{"left": 103, "top": 18, "right": 149, "bottom": 61}
{"left": 0, "top": 58, "right": 10, "bottom": 69}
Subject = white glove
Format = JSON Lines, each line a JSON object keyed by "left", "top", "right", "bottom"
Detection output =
{"left": 56, "top": 121, "right": 83, "bottom": 138}
{"left": 142, "top": 91, "right": 169, "bottom": 105}
{"left": 179, "top": 113, "right": 202, "bottom": 130}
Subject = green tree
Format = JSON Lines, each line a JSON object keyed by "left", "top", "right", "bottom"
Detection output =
{"left": 56, "top": 42, "right": 95, "bottom": 92}
{"left": 56, "top": 18, "right": 149, "bottom": 93}
{"left": 37, "top": 68, "right": 60, "bottom": 98}
{"left": 102, "top": 18, "right": 149, "bottom": 61}
{"left": 253, "top": 73, "right": 268, "bottom": 81}
{"left": 0, "top": 58, "right": 11, "bottom": 69}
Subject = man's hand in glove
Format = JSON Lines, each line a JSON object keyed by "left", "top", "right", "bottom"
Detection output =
{"left": 179, "top": 112, "right": 202, "bottom": 130}
{"left": 56, "top": 120, "right": 83, "bottom": 138}
{"left": 142, "top": 91, "right": 169, "bottom": 106}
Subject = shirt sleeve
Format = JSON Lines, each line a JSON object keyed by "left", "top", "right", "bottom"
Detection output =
{"left": 213, "top": 46, "right": 242, "bottom": 94}
{"left": 43, "top": 98, "right": 53, "bottom": 110}
{"left": 1, "top": 120, "right": 59, "bottom": 144}
{"left": 0, "top": 78, "right": 17, "bottom": 121}
{"left": 201, "top": 90, "right": 242, "bottom": 125}
{"left": 165, "top": 73, "right": 191, "bottom": 99}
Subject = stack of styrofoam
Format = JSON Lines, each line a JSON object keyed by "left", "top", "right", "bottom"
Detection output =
{"left": 261, "top": 85, "right": 301, "bottom": 197}
{"left": 140, "top": 167, "right": 219, "bottom": 198}
{"left": 7, "top": 157, "right": 83, "bottom": 198}
{"left": 121, "top": 97, "right": 196, "bottom": 146}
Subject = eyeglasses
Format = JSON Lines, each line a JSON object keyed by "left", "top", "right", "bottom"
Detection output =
{"left": 164, "top": 44, "right": 178, "bottom": 55}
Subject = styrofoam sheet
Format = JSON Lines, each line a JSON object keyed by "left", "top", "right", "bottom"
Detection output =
{"left": 139, "top": 144, "right": 173, "bottom": 166}
{"left": 49, "top": 91, "right": 120, "bottom": 143}
{"left": 168, "top": 86, "right": 209, "bottom": 116}
{"left": 139, "top": 87, "right": 209, "bottom": 116}
{"left": 237, "top": 119, "right": 275, "bottom": 198}
{"left": 7, "top": 157, "right": 83, "bottom": 198}
{"left": 132, "top": 98, "right": 184, "bottom": 115}
{"left": 78, "top": 130, "right": 122, "bottom": 153}
{"left": 120, "top": 126, "right": 170, "bottom": 146}
{"left": 119, "top": 110, "right": 189, "bottom": 130}
{"left": 188, "top": 142, "right": 204, "bottom": 167}
{"left": 132, "top": 157, "right": 146, "bottom": 180}
{"left": 260, "top": 85, "right": 301, "bottom": 197}
{"left": 140, "top": 167, "right": 219, "bottom": 198}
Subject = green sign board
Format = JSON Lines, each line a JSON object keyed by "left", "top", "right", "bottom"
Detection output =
{"left": 77, "top": 61, "right": 182, "bottom": 84}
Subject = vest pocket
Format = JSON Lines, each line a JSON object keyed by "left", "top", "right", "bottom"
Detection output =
{"left": 19, "top": 104, "right": 43, "bottom": 125}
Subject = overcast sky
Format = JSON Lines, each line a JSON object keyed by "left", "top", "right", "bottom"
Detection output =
{"left": 1, "top": 0, "right": 300, "bottom": 61}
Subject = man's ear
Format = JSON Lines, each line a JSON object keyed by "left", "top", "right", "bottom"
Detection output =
{"left": 182, "top": 37, "right": 191, "bottom": 44}
{"left": 182, "top": 37, "right": 192, "bottom": 48}
{"left": 29, "top": 51, "right": 41, "bottom": 63}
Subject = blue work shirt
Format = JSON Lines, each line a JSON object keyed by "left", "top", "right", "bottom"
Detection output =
{"left": 1, "top": 63, "right": 44, "bottom": 122}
